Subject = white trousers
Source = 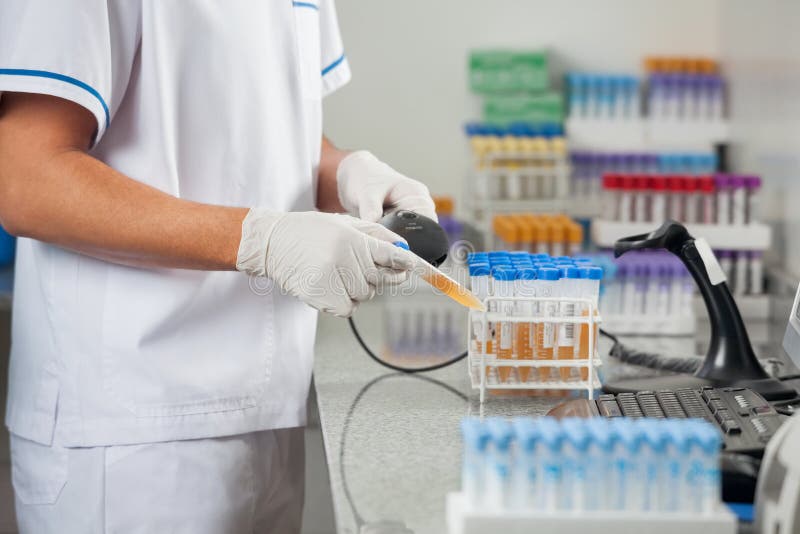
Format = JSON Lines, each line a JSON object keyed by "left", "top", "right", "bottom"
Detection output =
{"left": 10, "top": 428, "right": 305, "bottom": 534}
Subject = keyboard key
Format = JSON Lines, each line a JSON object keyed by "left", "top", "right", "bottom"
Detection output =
{"left": 599, "top": 400, "right": 623, "bottom": 417}
{"left": 714, "top": 410, "right": 732, "bottom": 424}
{"left": 722, "top": 420, "right": 742, "bottom": 434}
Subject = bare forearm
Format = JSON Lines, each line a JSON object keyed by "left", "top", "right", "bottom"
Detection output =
{"left": 316, "top": 135, "right": 348, "bottom": 212}
{"left": 2, "top": 148, "right": 247, "bottom": 270}
{"left": 0, "top": 93, "right": 247, "bottom": 271}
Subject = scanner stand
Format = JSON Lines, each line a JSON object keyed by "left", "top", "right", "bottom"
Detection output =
{"left": 602, "top": 221, "right": 796, "bottom": 401}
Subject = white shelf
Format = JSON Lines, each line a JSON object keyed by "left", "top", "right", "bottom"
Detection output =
{"left": 566, "top": 117, "right": 730, "bottom": 151}
{"left": 694, "top": 293, "right": 771, "bottom": 320}
{"left": 602, "top": 313, "right": 697, "bottom": 336}
{"left": 468, "top": 197, "right": 571, "bottom": 214}
{"left": 566, "top": 118, "right": 647, "bottom": 151}
{"left": 647, "top": 118, "right": 730, "bottom": 150}
{"left": 591, "top": 219, "right": 772, "bottom": 251}
{"left": 447, "top": 493, "right": 737, "bottom": 534}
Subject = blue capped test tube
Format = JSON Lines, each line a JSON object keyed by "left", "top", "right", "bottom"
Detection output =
{"left": 460, "top": 417, "right": 489, "bottom": 507}
{"left": 485, "top": 418, "right": 514, "bottom": 510}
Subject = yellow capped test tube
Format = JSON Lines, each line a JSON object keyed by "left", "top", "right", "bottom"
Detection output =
{"left": 501, "top": 134, "right": 520, "bottom": 154}
{"left": 493, "top": 216, "right": 520, "bottom": 251}
{"left": 549, "top": 136, "right": 567, "bottom": 157}
{"left": 644, "top": 56, "right": 662, "bottom": 73}
{"left": 433, "top": 196, "right": 454, "bottom": 217}
{"left": 547, "top": 220, "right": 566, "bottom": 257}
{"left": 698, "top": 58, "right": 717, "bottom": 74}
{"left": 528, "top": 217, "right": 549, "bottom": 255}
{"left": 567, "top": 222, "right": 584, "bottom": 255}
{"left": 510, "top": 214, "right": 534, "bottom": 253}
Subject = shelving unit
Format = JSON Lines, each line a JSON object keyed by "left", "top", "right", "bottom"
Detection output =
{"left": 566, "top": 118, "right": 730, "bottom": 151}
{"left": 591, "top": 219, "right": 772, "bottom": 251}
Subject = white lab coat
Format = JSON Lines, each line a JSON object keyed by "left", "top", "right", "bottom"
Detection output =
{"left": 0, "top": 0, "right": 350, "bottom": 447}
{"left": 0, "top": 0, "right": 349, "bottom": 529}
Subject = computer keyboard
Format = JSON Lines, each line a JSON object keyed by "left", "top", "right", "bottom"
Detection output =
{"left": 594, "top": 386, "right": 785, "bottom": 456}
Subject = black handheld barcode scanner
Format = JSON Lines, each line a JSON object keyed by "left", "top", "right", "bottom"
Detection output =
{"left": 378, "top": 210, "right": 449, "bottom": 267}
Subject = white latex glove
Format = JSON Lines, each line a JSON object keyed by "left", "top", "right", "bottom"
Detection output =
{"left": 336, "top": 150, "right": 438, "bottom": 223}
{"left": 236, "top": 209, "right": 415, "bottom": 317}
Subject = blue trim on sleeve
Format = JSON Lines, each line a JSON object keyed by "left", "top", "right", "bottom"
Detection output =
{"left": 292, "top": 1, "right": 319, "bottom": 10}
{"left": 321, "top": 54, "right": 346, "bottom": 76}
{"left": 0, "top": 68, "right": 110, "bottom": 129}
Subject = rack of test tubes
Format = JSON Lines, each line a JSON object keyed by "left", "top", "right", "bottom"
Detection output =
{"left": 570, "top": 151, "right": 717, "bottom": 206}
{"left": 593, "top": 173, "right": 771, "bottom": 248}
{"left": 645, "top": 56, "right": 724, "bottom": 123}
{"left": 598, "top": 251, "right": 697, "bottom": 335}
{"left": 565, "top": 57, "right": 729, "bottom": 151}
{"left": 566, "top": 73, "right": 642, "bottom": 123}
{"left": 447, "top": 417, "right": 736, "bottom": 534}
{"left": 492, "top": 213, "right": 583, "bottom": 256}
{"left": 382, "top": 282, "right": 467, "bottom": 363}
{"left": 464, "top": 122, "right": 570, "bottom": 204}
{"left": 466, "top": 252, "right": 603, "bottom": 402}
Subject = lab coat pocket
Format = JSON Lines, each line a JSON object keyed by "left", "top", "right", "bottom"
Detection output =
{"left": 9, "top": 434, "right": 68, "bottom": 505}
{"left": 293, "top": 4, "right": 322, "bottom": 100}
{"left": 101, "top": 270, "right": 275, "bottom": 417}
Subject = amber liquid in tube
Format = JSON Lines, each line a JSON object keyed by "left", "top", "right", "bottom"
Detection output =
{"left": 493, "top": 270, "right": 516, "bottom": 384}
{"left": 535, "top": 269, "right": 559, "bottom": 381}
{"left": 514, "top": 272, "right": 536, "bottom": 383}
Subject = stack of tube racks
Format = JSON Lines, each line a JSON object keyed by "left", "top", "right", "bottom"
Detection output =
{"left": 468, "top": 295, "right": 602, "bottom": 403}
{"left": 463, "top": 123, "right": 573, "bottom": 243}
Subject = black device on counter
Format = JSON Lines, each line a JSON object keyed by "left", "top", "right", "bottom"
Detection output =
{"left": 604, "top": 220, "right": 796, "bottom": 401}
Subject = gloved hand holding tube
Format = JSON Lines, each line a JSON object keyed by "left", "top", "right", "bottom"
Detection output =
{"left": 236, "top": 210, "right": 414, "bottom": 317}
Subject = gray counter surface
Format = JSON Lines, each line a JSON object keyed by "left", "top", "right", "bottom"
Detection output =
{"left": 312, "top": 296, "right": 799, "bottom": 534}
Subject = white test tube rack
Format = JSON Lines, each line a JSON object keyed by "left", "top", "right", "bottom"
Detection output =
{"left": 468, "top": 295, "right": 602, "bottom": 403}
{"left": 446, "top": 492, "right": 736, "bottom": 534}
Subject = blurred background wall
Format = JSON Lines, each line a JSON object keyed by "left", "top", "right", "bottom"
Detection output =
{"left": 324, "top": 0, "right": 722, "bottom": 218}
{"left": 721, "top": 0, "right": 800, "bottom": 276}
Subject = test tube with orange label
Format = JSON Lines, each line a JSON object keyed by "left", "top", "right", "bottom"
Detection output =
{"left": 514, "top": 267, "right": 537, "bottom": 383}
{"left": 535, "top": 267, "right": 560, "bottom": 381}
{"left": 492, "top": 266, "right": 517, "bottom": 383}
{"left": 556, "top": 266, "right": 581, "bottom": 381}
{"left": 577, "top": 266, "right": 603, "bottom": 381}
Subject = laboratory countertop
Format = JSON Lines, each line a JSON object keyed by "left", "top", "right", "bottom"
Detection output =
{"left": 312, "top": 296, "right": 799, "bottom": 534}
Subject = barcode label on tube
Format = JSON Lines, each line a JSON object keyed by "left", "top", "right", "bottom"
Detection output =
{"left": 558, "top": 303, "right": 575, "bottom": 345}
